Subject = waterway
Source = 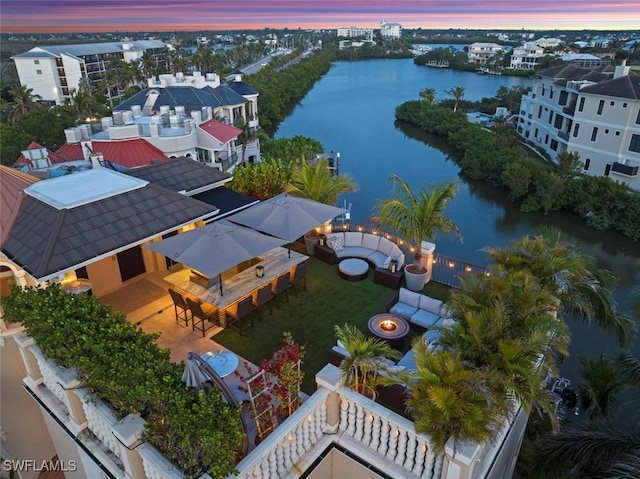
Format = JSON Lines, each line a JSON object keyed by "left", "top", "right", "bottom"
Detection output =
{"left": 275, "top": 58, "right": 640, "bottom": 393}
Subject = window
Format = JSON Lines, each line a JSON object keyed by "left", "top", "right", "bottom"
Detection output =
{"left": 554, "top": 115, "right": 563, "bottom": 129}
{"left": 578, "top": 97, "right": 585, "bottom": 112}
{"left": 573, "top": 124, "right": 580, "bottom": 137}
{"left": 559, "top": 91, "right": 568, "bottom": 106}
{"left": 605, "top": 129, "right": 609, "bottom": 134}
{"left": 629, "top": 134, "right": 640, "bottom": 153}
{"left": 610, "top": 101, "right": 615, "bottom": 106}
{"left": 597, "top": 100, "right": 604, "bottom": 115}
{"left": 34, "top": 59, "right": 40, "bottom": 65}
{"left": 623, "top": 103, "right": 628, "bottom": 108}
{"left": 549, "top": 88, "right": 554, "bottom": 99}
{"left": 537, "top": 106, "right": 542, "bottom": 118}
{"left": 550, "top": 139, "right": 558, "bottom": 151}
{"left": 636, "top": 109, "right": 640, "bottom": 124}
{"left": 36, "top": 70, "right": 42, "bottom": 75}
{"left": 549, "top": 111, "right": 554, "bottom": 124}
{"left": 545, "top": 134, "right": 549, "bottom": 144}
{"left": 584, "top": 158, "right": 591, "bottom": 171}
{"left": 616, "top": 131, "right": 620, "bottom": 136}
{"left": 591, "top": 127, "right": 598, "bottom": 142}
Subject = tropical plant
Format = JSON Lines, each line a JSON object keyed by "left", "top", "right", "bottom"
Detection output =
{"left": 407, "top": 340, "right": 506, "bottom": 454}
{"left": 284, "top": 157, "right": 357, "bottom": 205}
{"left": 374, "top": 175, "right": 461, "bottom": 273}
{"left": 334, "top": 324, "right": 400, "bottom": 399}
{"left": 229, "top": 157, "right": 294, "bottom": 200}
{"left": 578, "top": 355, "right": 626, "bottom": 421}
{"left": 4, "top": 85, "right": 42, "bottom": 124}
{"left": 445, "top": 85, "right": 465, "bottom": 111}
{"left": 483, "top": 226, "right": 636, "bottom": 347}
{"left": 236, "top": 119, "right": 268, "bottom": 164}
{"left": 419, "top": 87, "right": 436, "bottom": 105}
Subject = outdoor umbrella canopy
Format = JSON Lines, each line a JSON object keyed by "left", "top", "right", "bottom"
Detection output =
{"left": 182, "top": 353, "right": 208, "bottom": 390}
{"left": 227, "top": 193, "right": 346, "bottom": 255}
{"left": 145, "top": 219, "right": 287, "bottom": 291}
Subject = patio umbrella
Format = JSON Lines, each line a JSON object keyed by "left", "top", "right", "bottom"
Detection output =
{"left": 227, "top": 193, "right": 346, "bottom": 256}
{"left": 182, "top": 353, "right": 208, "bottom": 390}
{"left": 145, "top": 219, "right": 287, "bottom": 294}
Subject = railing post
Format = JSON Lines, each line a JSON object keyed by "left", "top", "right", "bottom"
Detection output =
{"left": 315, "top": 364, "right": 341, "bottom": 432}
{"left": 112, "top": 414, "right": 147, "bottom": 479}
{"left": 421, "top": 241, "right": 436, "bottom": 284}
{"left": 13, "top": 332, "right": 43, "bottom": 388}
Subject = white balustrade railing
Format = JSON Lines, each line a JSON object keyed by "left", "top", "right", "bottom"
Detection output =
{"left": 337, "top": 386, "right": 442, "bottom": 478}
{"left": 77, "top": 388, "right": 125, "bottom": 465}
{"left": 232, "top": 388, "right": 330, "bottom": 478}
{"left": 137, "top": 443, "right": 185, "bottom": 479}
{"left": 30, "top": 346, "right": 68, "bottom": 407}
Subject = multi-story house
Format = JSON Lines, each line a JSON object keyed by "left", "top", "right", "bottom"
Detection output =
{"left": 380, "top": 19, "right": 402, "bottom": 39}
{"left": 518, "top": 62, "right": 640, "bottom": 191}
{"left": 509, "top": 42, "right": 544, "bottom": 70}
{"left": 466, "top": 43, "right": 504, "bottom": 65}
{"left": 336, "top": 26, "right": 374, "bottom": 41}
{"left": 11, "top": 40, "right": 167, "bottom": 105}
{"left": 15, "top": 71, "right": 261, "bottom": 173}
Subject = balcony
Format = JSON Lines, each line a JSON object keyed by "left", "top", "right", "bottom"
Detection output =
{"left": 558, "top": 131, "right": 569, "bottom": 141}
{"left": 611, "top": 162, "right": 639, "bottom": 177}
{"left": 563, "top": 102, "right": 576, "bottom": 116}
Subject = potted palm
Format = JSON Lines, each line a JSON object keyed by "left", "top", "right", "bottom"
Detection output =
{"left": 374, "top": 175, "right": 462, "bottom": 291}
{"left": 285, "top": 157, "right": 357, "bottom": 254}
{"left": 334, "top": 324, "right": 400, "bottom": 399}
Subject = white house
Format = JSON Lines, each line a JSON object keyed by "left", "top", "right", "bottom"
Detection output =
{"left": 467, "top": 43, "right": 503, "bottom": 65}
{"left": 380, "top": 19, "right": 402, "bottom": 39}
{"left": 11, "top": 40, "right": 167, "bottom": 105}
{"left": 517, "top": 62, "right": 640, "bottom": 191}
{"left": 337, "top": 26, "right": 373, "bottom": 41}
{"left": 536, "top": 37, "right": 563, "bottom": 49}
{"left": 509, "top": 42, "right": 544, "bottom": 70}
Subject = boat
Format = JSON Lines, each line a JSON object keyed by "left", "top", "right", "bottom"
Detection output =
{"left": 546, "top": 375, "right": 579, "bottom": 418}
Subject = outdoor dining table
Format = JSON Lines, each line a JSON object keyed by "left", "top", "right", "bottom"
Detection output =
{"left": 164, "top": 246, "right": 308, "bottom": 327}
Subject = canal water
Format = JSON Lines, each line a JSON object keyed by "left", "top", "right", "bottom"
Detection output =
{"left": 275, "top": 58, "right": 640, "bottom": 390}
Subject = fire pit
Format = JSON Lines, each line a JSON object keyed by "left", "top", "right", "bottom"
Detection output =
{"left": 368, "top": 313, "right": 410, "bottom": 350}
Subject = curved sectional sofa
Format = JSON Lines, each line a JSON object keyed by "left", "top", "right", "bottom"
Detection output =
{"left": 322, "top": 231, "right": 406, "bottom": 270}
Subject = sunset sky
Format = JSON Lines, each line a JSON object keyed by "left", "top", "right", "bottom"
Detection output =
{"left": 2, "top": 0, "right": 639, "bottom": 33}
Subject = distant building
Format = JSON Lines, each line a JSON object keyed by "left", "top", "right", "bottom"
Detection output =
{"left": 380, "top": 19, "right": 402, "bottom": 39}
{"left": 336, "top": 26, "right": 373, "bottom": 41}
{"left": 467, "top": 43, "right": 504, "bottom": 65}
{"left": 517, "top": 62, "right": 640, "bottom": 191}
{"left": 536, "top": 37, "right": 563, "bottom": 48}
{"left": 509, "top": 42, "right": 545, "bottom": 70}
{"left": 11, "top": 40, "right": 167, "bottom": 105}
{"left": 561, "top": 53, "right": 610, "bottom": 69}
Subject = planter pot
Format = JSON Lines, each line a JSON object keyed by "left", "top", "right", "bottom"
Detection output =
{"left": 404, "top": 264, "right": 428, "bottom": 292}
{"left": 304, "top": 233, "right": 320, "bottom": 255}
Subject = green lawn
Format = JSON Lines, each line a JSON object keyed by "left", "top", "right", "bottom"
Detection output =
{"left": 213, "top": 257, "right": 452, "bottom": 393}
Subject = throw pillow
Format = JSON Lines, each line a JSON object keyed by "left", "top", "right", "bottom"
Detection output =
{"left": 327, "top": 236, "right": 343, "bottom": 252}
{"left": 383, "top": 256, "right": 391, "bottom": 269}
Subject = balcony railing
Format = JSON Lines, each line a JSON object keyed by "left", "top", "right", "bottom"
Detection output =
{"left": 611, "top": 162, "right": 639, "bottom": 177}
{"left": 558, "top": 131, "right": 570, "bottom": 141}
{"left": 563, "top": 102, "right": 576, "bottom": 115}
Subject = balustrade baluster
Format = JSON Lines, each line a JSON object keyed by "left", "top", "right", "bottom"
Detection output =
{"left": 339, "top": 396, "right": 349, "bottom": 432}
{"left": 303, "top": 415, "right": 311, "bottom": 450}
{"left": 363, "top": 411, "right": 373, "bottom": 446}
{"left": 432, "top": 453, "right": 444, "bottom": 479}
{"left": 371, "top": 414, "right": 381, "bottom": 451}
{"left": 276, "top": 442, "right": 286, "bottom": 477}
{"left": 268, "top": 450, "right": 277, "bottom": 478}
{"left": 395, "top": 428, "right": 408, "bottom": 467}
{"left": 295, "top": 423, "right": 304, "bottom": 460}
{"left": 283, "top": 437, "right": 292, "bottom": 471}
{"left": 405, "top": 434, "right": 417, "bottom": 471}
{"left": 346, "top": 399, "right": 357, "bottom": 437}
{"left": 413, "top": 440, "right": 427, "bottom": 476}
{"left": 377, "top": 417, "right": 389, "bottom": 456}
{"left": 387, "top": 426, "right": 399, "bottom": 461}
{"left": 354, "top": 403, "right": 365, "bottom": 441}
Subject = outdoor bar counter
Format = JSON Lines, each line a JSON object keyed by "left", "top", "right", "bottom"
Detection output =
{"left": 164, "top": 247, "right": 308, "bottom": 326}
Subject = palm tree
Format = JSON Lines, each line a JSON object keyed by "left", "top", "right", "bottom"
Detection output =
{"left": 141, "top": 51, "right": 157, "bottom": 80}
{"left": 374, "top": 175, "right": 461, "bottom": 290}
{"left": 445, "top": 86, "right": 465, "bottom": 112}
{"left": 578, "top": 355, "right": 626, "bottom": 421}
{"left": 483, "top": 226, "right": 636, "bottom": 347}
{"left": 419, "top": 87, "right": 436, "bottom": 105}
{"left": 284, "top": 157, "right": 357, "bottom": 206}
{"left": 64, "top": 89, "right": 107, "bottom": 123}
{"left": 407, "top": 340, "right": 505, "bottom": 454}
{"left": 236, "top": 119, "right": 267, "bottom": 164}
{"left": 334, "top": 324, "right": 400, "bottom": 399}
{"left": 5, "top": 85, "right": 43, "bottom": 125}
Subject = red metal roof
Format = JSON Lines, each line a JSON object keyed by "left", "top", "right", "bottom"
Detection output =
{"left": 50, "top": 143, "right": 83, "bottom": 163}
{"left": 198, "top": 120, "right": 242, "bottom": 143}
{"left": 52, "top": 139, "right": 168, "bottom": 168}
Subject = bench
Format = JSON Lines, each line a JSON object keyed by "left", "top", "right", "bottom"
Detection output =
{"left": 386, "top": 287, "right": 451, "bottom": 332}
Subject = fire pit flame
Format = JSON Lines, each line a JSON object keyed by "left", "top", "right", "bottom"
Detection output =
{"left": 380, "top": 319, "right": 397, "bottom": 332}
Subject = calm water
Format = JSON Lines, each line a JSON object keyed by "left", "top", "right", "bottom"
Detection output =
{"left": 275, "top": 58, "right": 640, "bottom": 389}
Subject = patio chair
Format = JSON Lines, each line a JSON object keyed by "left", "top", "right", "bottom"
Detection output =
{"left": 290, "top": 261, "right": 308, "bottom": 295}
{"left": 168, "top": 288, "right": 192, "bottom": 326}
{"left": 254, "top": 284, "right": 274, "bottom": 321}
{"left": 272, "top": 271, "right": 291, "bottom": 306}
{"left": 225, "top": 296, "right": 255, "bottom": 335}
{"left": 185, "top": 297, "right": 218, "bottom": 337}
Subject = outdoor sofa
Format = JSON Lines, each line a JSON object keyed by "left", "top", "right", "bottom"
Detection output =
{"left": 314, "top": 232, "right": 406, "bottom": 288}
{"left": 386, "top": 287, "right": 452, "bottom": 332}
